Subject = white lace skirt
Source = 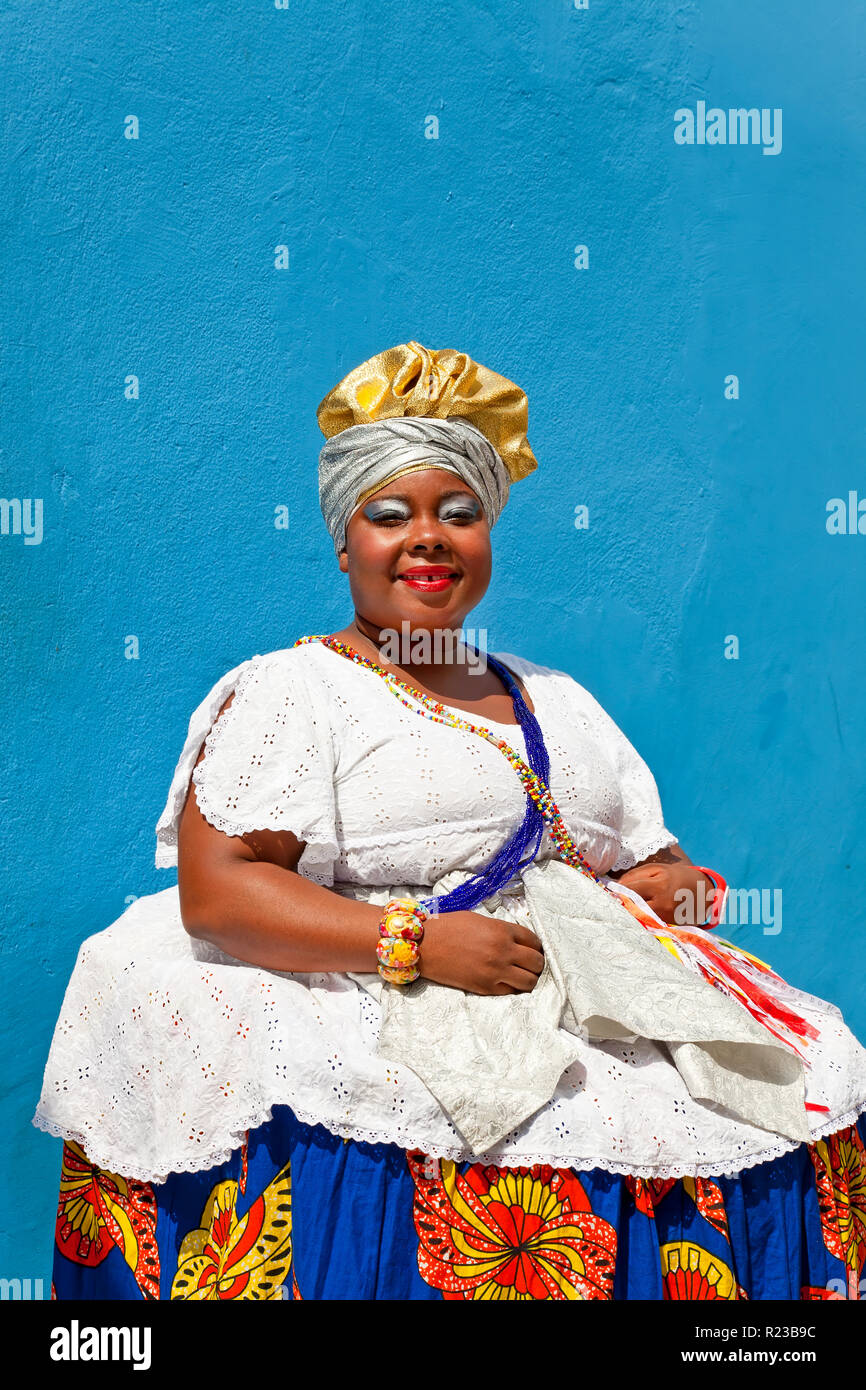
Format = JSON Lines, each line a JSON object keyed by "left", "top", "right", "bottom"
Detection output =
{"left": 33, "top": 880, "right": 866, "bottom": 1185}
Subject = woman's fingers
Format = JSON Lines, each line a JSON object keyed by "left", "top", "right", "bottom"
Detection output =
{"left": 511, "top": 924, "right": 544, "bottom": 954}
{"left": 494, "top": 964, "right": 544, "bottom": 994}
{"left": 510, "top": 942, "right": 545, "bottom": 976}
{"left": 505, "top": 965, "right": 543, "bottom": 993}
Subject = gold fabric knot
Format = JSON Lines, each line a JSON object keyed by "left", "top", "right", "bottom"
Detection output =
{"left": 316, "top": 340, "right": 538, "bottom": 483}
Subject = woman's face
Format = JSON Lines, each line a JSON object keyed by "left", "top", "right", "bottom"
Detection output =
{"left": 339, "top": 468, "right": 492, "bottom": 632}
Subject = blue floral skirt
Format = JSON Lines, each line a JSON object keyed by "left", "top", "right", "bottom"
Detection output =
{"left": 51, "top": 1107, "right": 866, "bottom": 1301}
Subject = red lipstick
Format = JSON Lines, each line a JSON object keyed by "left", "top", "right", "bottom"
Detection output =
{"left": 397, "top": 565, "right": 459, "bottom": 593}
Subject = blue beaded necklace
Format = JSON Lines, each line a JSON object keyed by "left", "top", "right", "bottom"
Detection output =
{"left": 422, "top": 650, "right": 551, "bottom": 915}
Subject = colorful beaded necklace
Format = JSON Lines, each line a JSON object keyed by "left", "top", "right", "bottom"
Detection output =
{"left": 292, "top": 632, "right": 613, "bottom": 898}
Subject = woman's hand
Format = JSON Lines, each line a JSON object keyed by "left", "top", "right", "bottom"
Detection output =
{"left": 614, "top": 863, "right": 715, "bottom": 927}
{"left": 419, "top": 911, "right": 545, "bottom": 995}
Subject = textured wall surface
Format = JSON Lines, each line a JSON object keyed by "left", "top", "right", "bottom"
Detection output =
{"left": 2, "top": 0, "right": 864, "bottom": 1280}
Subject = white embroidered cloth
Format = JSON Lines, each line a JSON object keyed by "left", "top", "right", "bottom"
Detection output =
{"left": 33, "top": 644, "right": 866, "bottom": 1183}
{"left": 367, "top": 858, "right": 811, "bottom": 1153}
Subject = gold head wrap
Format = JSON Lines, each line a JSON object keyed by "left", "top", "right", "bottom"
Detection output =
{"left": 316, "top": 340, "right": 538, "bottom": 483}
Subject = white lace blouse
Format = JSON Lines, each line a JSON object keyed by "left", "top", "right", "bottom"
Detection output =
{"left": 154, "top": 641, "right": 678, "bottom": 886}
{"left": 35, "top": 639, "right": 866, "bottom": 1182}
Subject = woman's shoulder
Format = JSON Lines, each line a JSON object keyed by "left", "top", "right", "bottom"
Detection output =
{"left": 218, "top": 638, "right": 332, "bottom": 683}
{"left": 493, "top": 650, "right": 623, "bottom": 728}
{"left": 493, "top": 649, "right": 597, "bottom": 698}
{"left": 492, "top": 650, "right": 567, "bottom": 680}
{"left": 242, "top": 638, "right": 322, "bottom": 668}
{"left": 176, "top": 641, "right": 333, "bottom": 742}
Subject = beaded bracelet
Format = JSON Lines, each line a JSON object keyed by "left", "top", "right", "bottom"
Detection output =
{"left": 376, "top": 898, "right": 428, "bottom": 985}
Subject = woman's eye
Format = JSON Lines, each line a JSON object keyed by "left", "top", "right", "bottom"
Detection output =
{"left": 440, "top": 507, "right": 479, "bottom": 522}
{"left": 364, "top": 507, "right": 410, "bottom": 524}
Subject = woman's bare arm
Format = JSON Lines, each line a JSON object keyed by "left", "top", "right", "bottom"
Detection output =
{"left": 176, "top": 694, "right": 545, "bottom": 993}
{"left": 177, "top": 694, "right": 385, "bottom": 972}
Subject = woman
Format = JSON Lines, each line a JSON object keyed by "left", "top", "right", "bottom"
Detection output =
{"left": 36, "top": 341, "right": 866, "bottom": 1301}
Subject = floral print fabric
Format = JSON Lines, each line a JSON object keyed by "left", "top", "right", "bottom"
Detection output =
{"left": 51, "top": 1107, "right": 866, "bottom": 1301}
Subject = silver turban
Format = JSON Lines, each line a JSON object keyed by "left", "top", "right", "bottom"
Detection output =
{"left": 318, "top": 416, "right": 511, "bottom": 553}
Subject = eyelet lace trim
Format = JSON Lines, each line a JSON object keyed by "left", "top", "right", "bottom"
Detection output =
{"left": 611, "top": 831, "right": 681, "bottom": 875}
{"left": 32, "top": 1097, "right": 866, "bottom": 1188}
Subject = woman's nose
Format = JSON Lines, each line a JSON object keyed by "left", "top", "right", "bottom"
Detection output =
{"left": 406, "top": 515, "right": 449, "bottom": 550}
{"left": 409, "top": 535, "right": 446, "bottom": 551}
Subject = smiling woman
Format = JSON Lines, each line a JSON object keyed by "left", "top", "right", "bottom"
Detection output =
{"left": 35, "top": 341, "right": 866, "bottom": 1301}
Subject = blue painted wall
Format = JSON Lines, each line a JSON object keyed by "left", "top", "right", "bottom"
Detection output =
{"left": 2, "top": 0, "right": 864, "bottom": 1282}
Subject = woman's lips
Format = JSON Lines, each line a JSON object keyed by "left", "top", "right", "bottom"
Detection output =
{"left": 397, "top": 567, "right": 459, "bottom": 593}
